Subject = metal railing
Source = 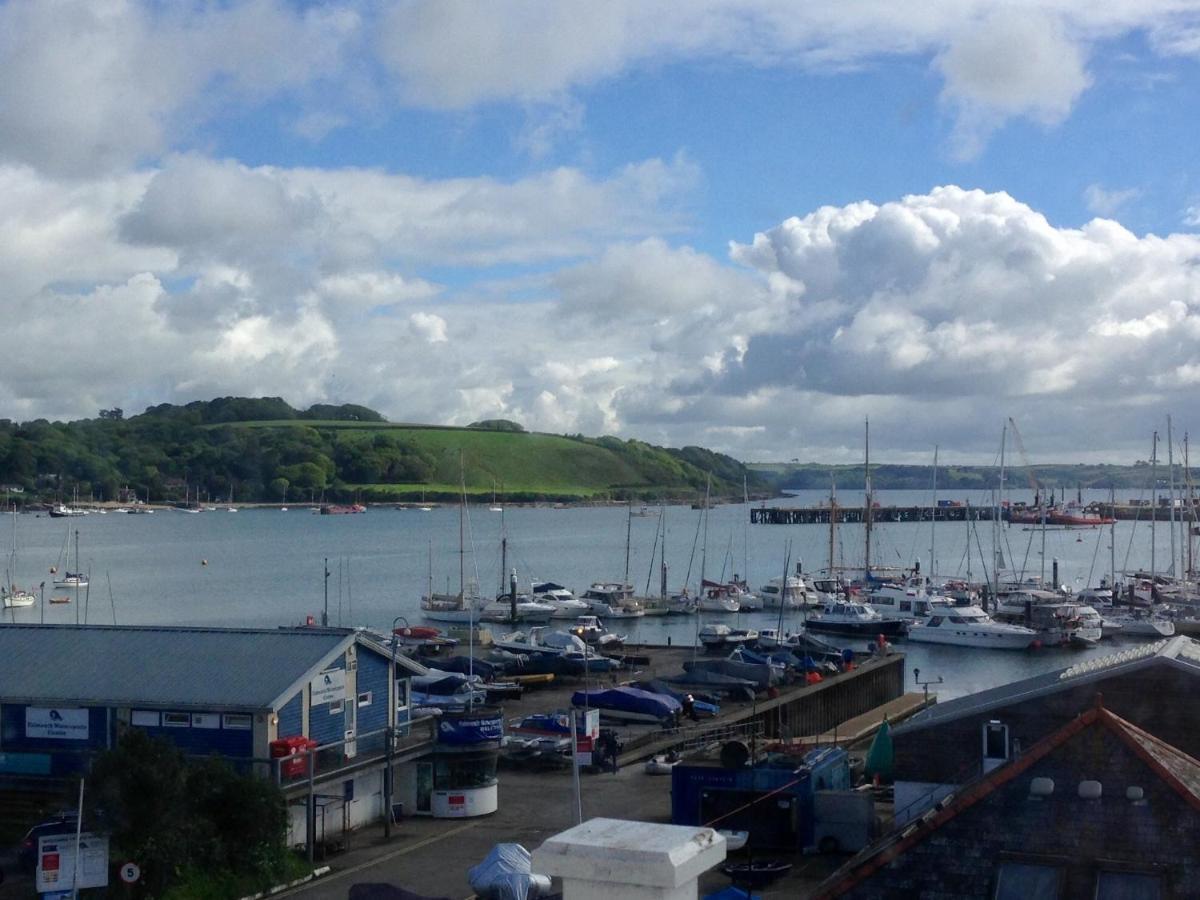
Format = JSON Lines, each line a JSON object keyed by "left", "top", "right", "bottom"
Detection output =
{"left": 272, "top": 715, "right": 438, "bottom": 787}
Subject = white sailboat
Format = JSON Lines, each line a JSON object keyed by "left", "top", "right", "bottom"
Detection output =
{"left": 3, "top": 507, "right": 36, "bottom": 609}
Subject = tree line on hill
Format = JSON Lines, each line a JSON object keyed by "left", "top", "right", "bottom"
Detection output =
{"left": 0, "top": 397, "right": 765, "bottom": 504}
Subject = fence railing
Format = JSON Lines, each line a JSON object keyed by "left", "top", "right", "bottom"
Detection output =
{"left": 273, "top": 714, "right": 438, "bottom": 787}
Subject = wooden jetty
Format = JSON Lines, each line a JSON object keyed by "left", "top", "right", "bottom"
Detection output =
{"left": 751, "top": 505, "right": 1000, "bottom": 525}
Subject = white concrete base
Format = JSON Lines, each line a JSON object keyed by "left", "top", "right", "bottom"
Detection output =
{"left": 534, "top": 818, "right": 726, "bottom": 900}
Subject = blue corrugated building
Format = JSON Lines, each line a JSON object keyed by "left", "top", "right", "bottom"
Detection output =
{"left": 670, "top": 747, "right": 852, "bottom": 850}
{"left": 0, "top": 624, "right": 430, "bottom": 846}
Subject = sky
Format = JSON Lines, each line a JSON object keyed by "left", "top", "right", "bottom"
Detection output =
{"left": 4, "top": 1, "right": 1200, "bottom": 465}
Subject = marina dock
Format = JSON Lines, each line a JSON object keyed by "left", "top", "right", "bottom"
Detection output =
{"left": 751, "top": 502, "right": 1192, "bottom": 525}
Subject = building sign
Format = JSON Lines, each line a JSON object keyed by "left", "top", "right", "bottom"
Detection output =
{"left": 437, "top": 712, "right": 503, "bottom": 746}
{"left": 26, "top": 708, "right": 89, "bottom": 741}
{"left": 36, "top": 834, "right": 109, "bottom": 894}
{"left": 310, "top": 668, "right": 346, "bottom": 706}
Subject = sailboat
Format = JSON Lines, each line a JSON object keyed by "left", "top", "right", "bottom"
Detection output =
{"left": 420, "top": 460, "right": 489, "bottom": 624}
{"left": 52, "top": 528, "right": 88, "bottom": 590}
{"left": 3, "top": 507, "right": 36, "bottom": 609}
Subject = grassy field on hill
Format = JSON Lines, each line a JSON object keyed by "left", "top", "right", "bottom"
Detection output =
{"left": 0, "top": 398, "right": 762, "bottom": 505}
{"left": 234, "top": 420, "right": 740, "bottom": 501}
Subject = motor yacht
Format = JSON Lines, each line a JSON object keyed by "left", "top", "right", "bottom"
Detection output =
{"left": 803, "top": 600, "right": 907, "bottom": 638}
{"left": 580, "top": 582, "right": 645, "bottom": 618}
{"left": 906, "top": 606, "right": 1039, "bottom": 650}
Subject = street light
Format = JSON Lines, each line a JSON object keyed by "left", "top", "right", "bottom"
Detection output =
{"left": 385, "top": 615, "right": 408, "bottom": 839}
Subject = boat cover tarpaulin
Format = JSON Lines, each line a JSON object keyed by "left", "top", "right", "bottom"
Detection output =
{"left": 684, "top": 658, "right": 781, "bottom": 689}
{"left": 571, "top": 686, "right": 681, "bottom": 719}
{"left": 467, "top": 843, "right": 552, "bottom": 900}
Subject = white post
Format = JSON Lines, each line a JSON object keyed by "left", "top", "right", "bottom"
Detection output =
{"left": 534, "top": 818, "right": 726, "bottom": 900}
{"left": 71, "top": 777, "right": 84, "bottom": 900}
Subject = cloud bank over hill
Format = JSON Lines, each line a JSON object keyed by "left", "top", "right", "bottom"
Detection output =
{"left": 2, "top": 1, "right": 1200, "bottom": 461}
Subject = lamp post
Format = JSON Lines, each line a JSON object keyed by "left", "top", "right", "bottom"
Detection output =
{"left": 385, "top": 615, "right": 408, "bottom": 839}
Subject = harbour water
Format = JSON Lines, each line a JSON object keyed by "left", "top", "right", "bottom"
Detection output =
{"left": 3, "top": 489, "right": 1189, "bottom": 700}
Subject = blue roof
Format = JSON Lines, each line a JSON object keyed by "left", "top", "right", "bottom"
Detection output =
{"left": 0, "top": 625, "right": 358, "bottom": 711}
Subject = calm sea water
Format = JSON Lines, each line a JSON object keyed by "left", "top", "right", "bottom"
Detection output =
{"left": 3, "top": 489, "right": 1190, "bottom": 700}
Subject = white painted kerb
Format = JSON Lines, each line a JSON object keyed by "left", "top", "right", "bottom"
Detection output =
{"left": 534, "top": 818, "right": 726, "bottom": 900}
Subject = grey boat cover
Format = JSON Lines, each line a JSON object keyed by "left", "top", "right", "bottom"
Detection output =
{"left": 683, "top": 658, "right": 782, "bottom": 689}
{"left": 468, "top": 843, "right": 553, "bottom": 900}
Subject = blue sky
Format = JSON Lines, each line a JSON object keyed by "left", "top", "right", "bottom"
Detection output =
{"left": 3, "top": 1, "right": 1200, "bottom": 463}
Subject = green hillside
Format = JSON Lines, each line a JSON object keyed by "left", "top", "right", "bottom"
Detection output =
{"left": 0, "top": 398, "right": 766, "bottom": 504}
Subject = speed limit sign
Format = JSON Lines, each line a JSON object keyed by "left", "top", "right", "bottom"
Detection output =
{"left": 119, "top": 862, "right": 141, "bottom": 884}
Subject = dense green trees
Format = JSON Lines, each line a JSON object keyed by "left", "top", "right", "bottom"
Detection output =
{"left": 89, "top": 730, "right": 292, "bottom": 898}
{"left": 0, "top": 397, "right": 766, "bottom": 503}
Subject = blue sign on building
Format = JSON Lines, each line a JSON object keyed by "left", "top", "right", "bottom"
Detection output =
{"left": 436, "top": 713, "right": 503, "bottom": 746}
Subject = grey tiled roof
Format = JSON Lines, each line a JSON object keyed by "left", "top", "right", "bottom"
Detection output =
{"left": 0, "top": 624, "right": 355, "bottom": 711}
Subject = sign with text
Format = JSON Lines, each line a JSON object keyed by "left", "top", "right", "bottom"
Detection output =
{"left": 310, "top": 668, "right": 346, "bottom": 706}
{"left": 36, "top": 833, "right": 109, "bottom": 894}
{"left": 26, "top": 707, "right": 89, "bottom": 741}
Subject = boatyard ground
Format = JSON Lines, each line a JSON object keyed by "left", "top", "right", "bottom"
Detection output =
{"left": 277, "top": 766, "right": 846, "bottom": 900}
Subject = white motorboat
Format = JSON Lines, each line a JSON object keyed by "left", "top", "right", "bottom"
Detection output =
{"left": 758, "top": 575, "right": 812, "bottom": 609}
{"left": 994, "top": 591, "right": 1103, "bottom": 646}
{"left": 905, "top": 606, "right": 1038, "bottom": 650}
{"left": 493, "top": 626, "right": 588, "bottom": 656}
{"left": 478, "top": 595, "right": 556, "bottom": 624}
{"left": 420, "top": 591, "right": 488, "bottom": 624}
{"left": 698, "top": 623, "right": 758, "bottom": 649}
{"left": 531, "top": 581, "right": 590, "bottom": 618}
{"left": 568, "top": 615, "right": 626, "bottom": 649}
{"left": 866, "top": 588, "right": 955, "bottom": 622}
{"left": 1102, "top": 610, "right": 1175, "bottom": 638}
{"left": 580, "top": 582, "right": 645, "bottom": 618}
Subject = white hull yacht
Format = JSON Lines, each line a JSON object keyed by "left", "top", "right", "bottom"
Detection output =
{"left": 906, "top": 606, "right": 1038, "bottom": 650}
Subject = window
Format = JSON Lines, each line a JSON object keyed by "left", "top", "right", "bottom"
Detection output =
{"left": 993, "top": 862, "right": 1062, "bottom": 900}
{"left": 191, "top": 713, "right": 220, "bottom": 729}
{"left": 162, "top": 712, "right": 190, "bottom": 728}
{"left": 330, "top": 700, "right": 345, "bottom": 715}
{"left": 357, "top": 691, "right": 373, "bottom": 707}
{"left": 222, "top": 714, "right": 252, "bottom": 730}
{"left": 130, "top": 710, "right": 159, "bottom": 727}
{"left": 1095, "top": 872, "right": 1161, "bottom": 900}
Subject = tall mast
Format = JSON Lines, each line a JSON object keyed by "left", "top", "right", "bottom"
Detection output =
{"left": 930, "top": 445, "right": 938, "bottom": 581}
{"left": 1110, "top": 484, "right": 1117, "bottom": 592}
{"left": 993, "top": 422, "right": 1007, "bottom": 600}
{"left": 623, "top": 500, "right": 633, "bottom": 586}
{"left": 699, "top": 475, "right": 711, "bottom": 591}
{"left": 742, "top": 474, "right": 750, "bottom": 589}
{"left": 1151, "top": 431, "right": 1158, "bottom": 580}
{"left": 1169, "top": 415, "right": 1177, "bottom": 577}
{"left": 1188, "top": 432, "right": 1195, "bottom": 578}
{"left": 828, "top": 476, "right": 837, "bottom": 575}
{"left": 459, "top": 450, "right": 465, "bottom": 598}
{"left": 864, "top": 418, "right": 872, "bottom": 578}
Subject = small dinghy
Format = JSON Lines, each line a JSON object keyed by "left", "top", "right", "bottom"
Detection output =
{"left": 721, "top": 860, "right": 792, "bottom": 888}
{"left": 717, "top": 830, "right": 749, "bottom": 852}
{"left": 643, "top": 752, "right": 680, "bottom": 775}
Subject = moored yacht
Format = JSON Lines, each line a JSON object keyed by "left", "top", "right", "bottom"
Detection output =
{"left": 580, "top": 582, "right": 645, "bottom": 618}
{"left": 906, "top": 606, "right": 1039, "bottom": 650}
{"left": 804, "top": 600, "right": 907, "bottom": 638}
{"left": 758, "top": 574, "right": 812, "bottom": 609}
{"left": 530, "top": 581, "right": 590, "bottom": 618}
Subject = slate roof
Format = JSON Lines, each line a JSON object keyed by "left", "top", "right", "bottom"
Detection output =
{"left": 816, "top": 700, "right": 1200, "bottom": 898}
{"left": 0, "top": 624, "right": 358, "bottom": 711}
{"left": 893, "top": 636, "right": 1200, "bottom": 735}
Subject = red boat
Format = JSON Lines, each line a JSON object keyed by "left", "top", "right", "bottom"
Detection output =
{"left": 319, "top": 503, "right": 367, "bottom": 515}
{"left": 1009, "top": 506, "right": 1114, "bottom": 526}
